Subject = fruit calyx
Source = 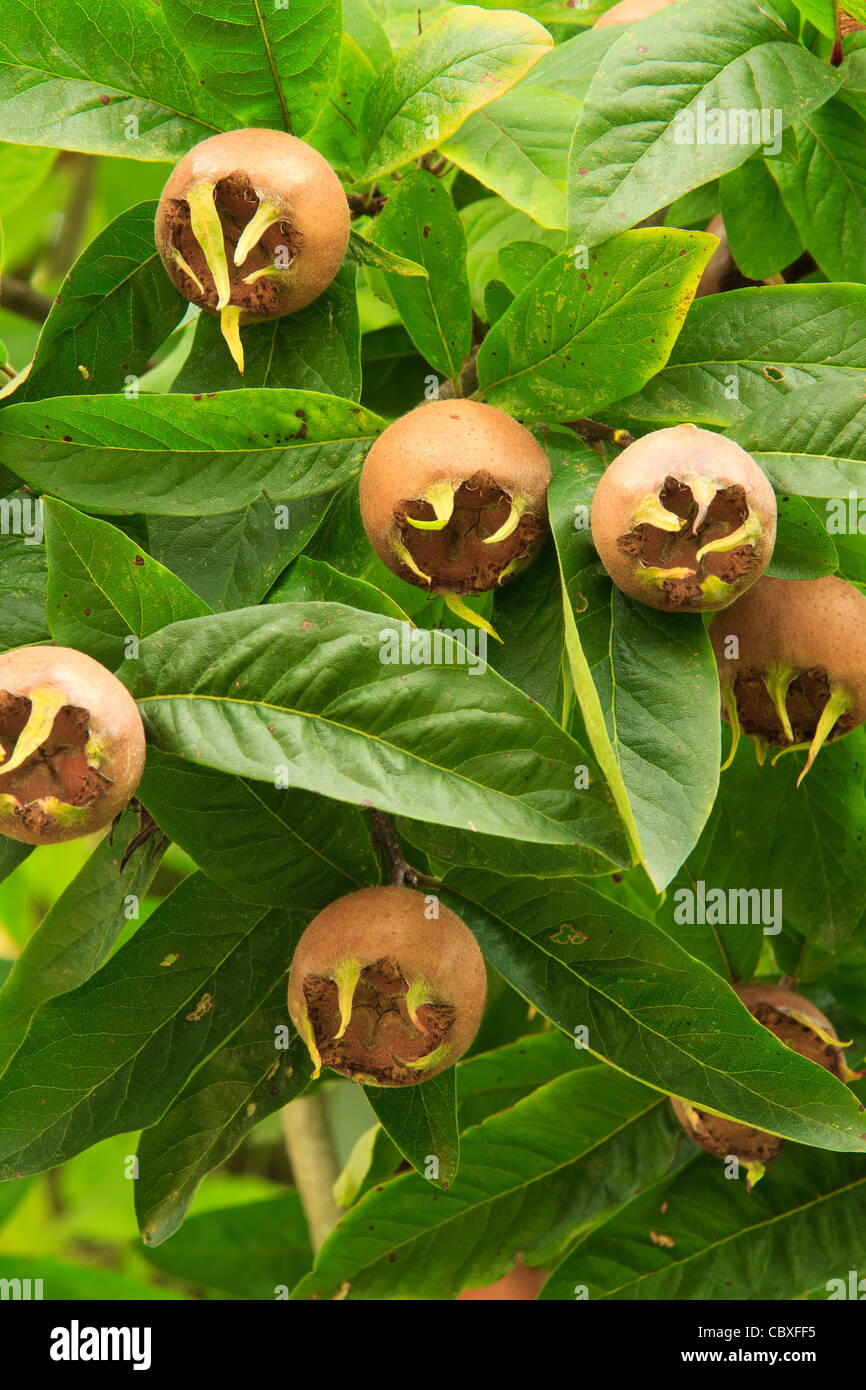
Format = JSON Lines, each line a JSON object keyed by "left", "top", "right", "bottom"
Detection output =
{"left": 287, "top": 885, "right": 487, "bottom": 1088}
{"left": 590, "top": 425, "right": 776, "bottom": 612}
{"left": 709, "top": 576, "right": 866, "bottom": 782}
{"left": 155, "top": 130, "right": 350, "bottom": 374}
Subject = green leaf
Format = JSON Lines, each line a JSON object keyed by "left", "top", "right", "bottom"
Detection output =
{"left": 476, "top": 229, "right": 715, "bottom": 424}
{"left": 142, "top": 1193, "right": 312, "bottom": 1297}
{"left": 462, "top": 196, "right": 565, "bottom": 317}
{"left": 442, "top": 27, "right": 618, "bottom": 230}
{"left": 0, "top": 0, "right": 228, "bottom": 159}
{"left": 0, "top": 490, "right": 50, "bottom": 653}
{"left": 608, "top": 284, "right": 866, "bottom": 430}
{"left": 719, "top": 158, "right": 802, "bottom": 280}
{"left": 146, "top": 492, "right": 335, "bottom": 611}
{"left": 687, "top": 727, "right": 866, "bottom": 952}
{"left": 360, "top": 5, "right": 553, "bottom": 181}
{"left": 173, "top": 261, "right": 362, "bottom": 401}
{"left": 446, "top": 871, "right": 866, "bottom": 1150}
{"left": 568, "top": 0, "right": 842, "bottom": 248}
{"left": 367, "top": 170, "right": 472, "bottom": 381}
{"left": 0, "top": 1255, "right": 181, "bottom": 1299}
{"left": 293, "top": 1066, "right": 680, "bottom": 1299}
{"left": 44, "top": 499, "right": 210, "bottom": 668}
{"left": 766, "top": 494, "right": 839, "bottom": 580}
{"left": 0, "top": 807, "right": 166, "bottom": 1074}
{"left": 307, "top": 35, "right": 377, "bottom": 176}
{"left": 0, "top": 840, "right": 31, "bottom": 887}
{"left": 21, "top": 202, "right": 185, "bottom": 402}
{"left": 0, "top": 874, "right": 302, "bottom": 1178}
{"left": 136, "top": 986, "right": 314, "bottom": 1246}
{"left": 266, "top": 554, "right": 408, "bottom": 619}
{"left": 542, "top": 1141, "right": 866, "bottom": 1300}
{"left": 0, "top": 391, "right": 386, "bottom": 517}
{"left": 161, "top": 0, "right": 341, "bottom": 136}
{"left": 137, "top": 748, "right": 377, "bottom": 907}
{"left": 347, "top": 229, "right": 428, "bottom": 278}
{"left": 123, "top": 602, "right": 628, "bottom": 869}
{"left": 549, "top": 441, "right": 720, "bottom": 891}
{"left": 769, "top": 99, "right": 866, "bottom": 283}
{"left": 731, "top": 378, "right": 866, "bottom": 496}
{"left": 367, "top": 1069, "right": 458, "bottom": 1187}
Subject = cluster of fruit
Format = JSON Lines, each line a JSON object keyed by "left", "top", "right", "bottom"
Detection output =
{"left": 1, "top": 39, "right": 862, "bottom": 1184}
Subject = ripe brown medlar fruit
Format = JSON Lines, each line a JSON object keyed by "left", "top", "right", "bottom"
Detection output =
{"left": 155, "top": 128, "right": 350, "bottom": 374}
{"left": 287, "top": 885, "right": 487, "bottom": 1087}
{"left": 590, "top": 423, "right": 776, "bottom": 611}
{"left": 359, "top": 400, "right": 551, "bottom": 619}
{"left": 594, "top": 0, "right": 676, "bottom": 25}
{"left": 459, "top": 1265, "right": 549, "bottom": 1300}
{"left": 0, "top": 646, "right": 146, "bottom": 844}
{"left": 672, "top": 983, "right": 859, "bottom": 1189}
{"left": 709, "top": 574, "right": 866, "bottom": 782}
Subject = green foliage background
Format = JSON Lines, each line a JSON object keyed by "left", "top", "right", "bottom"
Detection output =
{"left": 0, "top": 0, "right": 865, "bottom": 1300}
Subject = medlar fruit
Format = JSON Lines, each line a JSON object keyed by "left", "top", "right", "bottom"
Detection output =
{"left": 594, "top": 0, "right": 676, "bottom": 25}
{"left": 288, "top": 885, "right": 487, "bottom": 1087}
{"left": 155, "top": 128, "right": 350, "bottom": 374}
{"left": 709, "top": 574, "right": 866, "bottom": 782}
{"left": 0, "top": 646, "right": 146, "bottom": 844}
{"left": 590, "top": 423, "right": 776, "bottom": 611}
{"left": 672, "top": 982, "right": 858, "bottom": 1188}
{"left": 358, "top": 400, "right": 551, "bottom": 608}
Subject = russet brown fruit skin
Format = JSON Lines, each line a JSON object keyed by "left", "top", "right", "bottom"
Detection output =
{"left": 155, "top": 129, "right": 350, "bottom": 319}
{"left": 287, "top": 885, "right": 487, "bottom": 1087}
{"left": 708, "top": 576, "right": 866, "bottom": 746}
{"left": 590, "top": 423, "right": 776, "bottom": 611}
{"left": 458, "top": 1265, "right": 548, "bottom": 1300}
{"left": 594, "top": 0, "right": 676, "bottom": 25}
{"left": 0, "top": 646, "right": 146, "bottom": 845}
{"left": 359, "top": 400, "right": 551, "bottom": 595}
{"left": 672, "top": 983, "right": 851, "bottom": 1174}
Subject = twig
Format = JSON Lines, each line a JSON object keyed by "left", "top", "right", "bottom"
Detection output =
{"left": 370, "top": 809, "right": 440, "bottom": 888}
{"left": 564, "top": 417, "right": 635, "bottom": 448}
{"left": 280, "top": 1094, "right": 342, "bottom": 1254}
{"left": 48, "top": 153, "right": 97, "bottom": 277}
{"left": 0, "top": 275, "right": 53, "bottom": 323}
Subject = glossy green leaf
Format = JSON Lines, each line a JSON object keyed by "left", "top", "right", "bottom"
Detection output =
{"left": 609, "top": 284, "right": 866, "bottom": 430}
{"left": 161, "top": 0, "right": 341, "bottom": 136}
{"left": 44, "top": 499, "right": 210, "bottom": 668}
{"left": 446, "top": 871, "right": 866, "bottom": 1149}
{"left": 0, "top": 391, "right": 386, "bottom": 517}
{"left": 22, "top": 202, "right": 185, "bottom": 403}
{"left": 367, "top": 1069, "right": 458, "bottom": 1187}
{"left": 367, "top": 170, "right": 472, "bottom": 381}
{"left": 769, "top": 99, "right": 866, "bottom": 283}
{"left": 719, "top": 158, "right": 802, "bottom": 280}
{"left": 293, "top": 1065, "right": 679, "bottom": 1299}
{"left": 123, "top": 602, "right": 628, "bottom": 869}
{"left": 568, "top": 0, "right": 841, "bottom": 248}
{"left": 549, "top": 441, "right": 721, "bottom": 891}
{"left": 731, "top": 377, "right": 866, "bottom": 496}
{"left": 360, "top": 5, "right": 553, "bottom": 181}
{"left": 136, "top": 987, "right": 314, "bottom": 1246}
{"left": 142, "top": 1193, "right": 312, "bottom": 1297}
{"left": 137, "top": 748, "right": 377, "bottom": 907}
{"left": 0, "top": 0, "right": 228, "bottom": 158}
{"left": 475, "top": 230, "right": 715, "bottom": 421}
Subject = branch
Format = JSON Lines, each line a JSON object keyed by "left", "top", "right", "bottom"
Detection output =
{"left": 564, "top": 417, "right": 635, "bottom": 449}
{"left": 0, "top": 275, "right": 53, "bottom": 323}
{"left": 370, "top": 809, "right": 440, "bottom": 888}
{"left": 280, "top": 1093, "right": 342, "bottom": 1254}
